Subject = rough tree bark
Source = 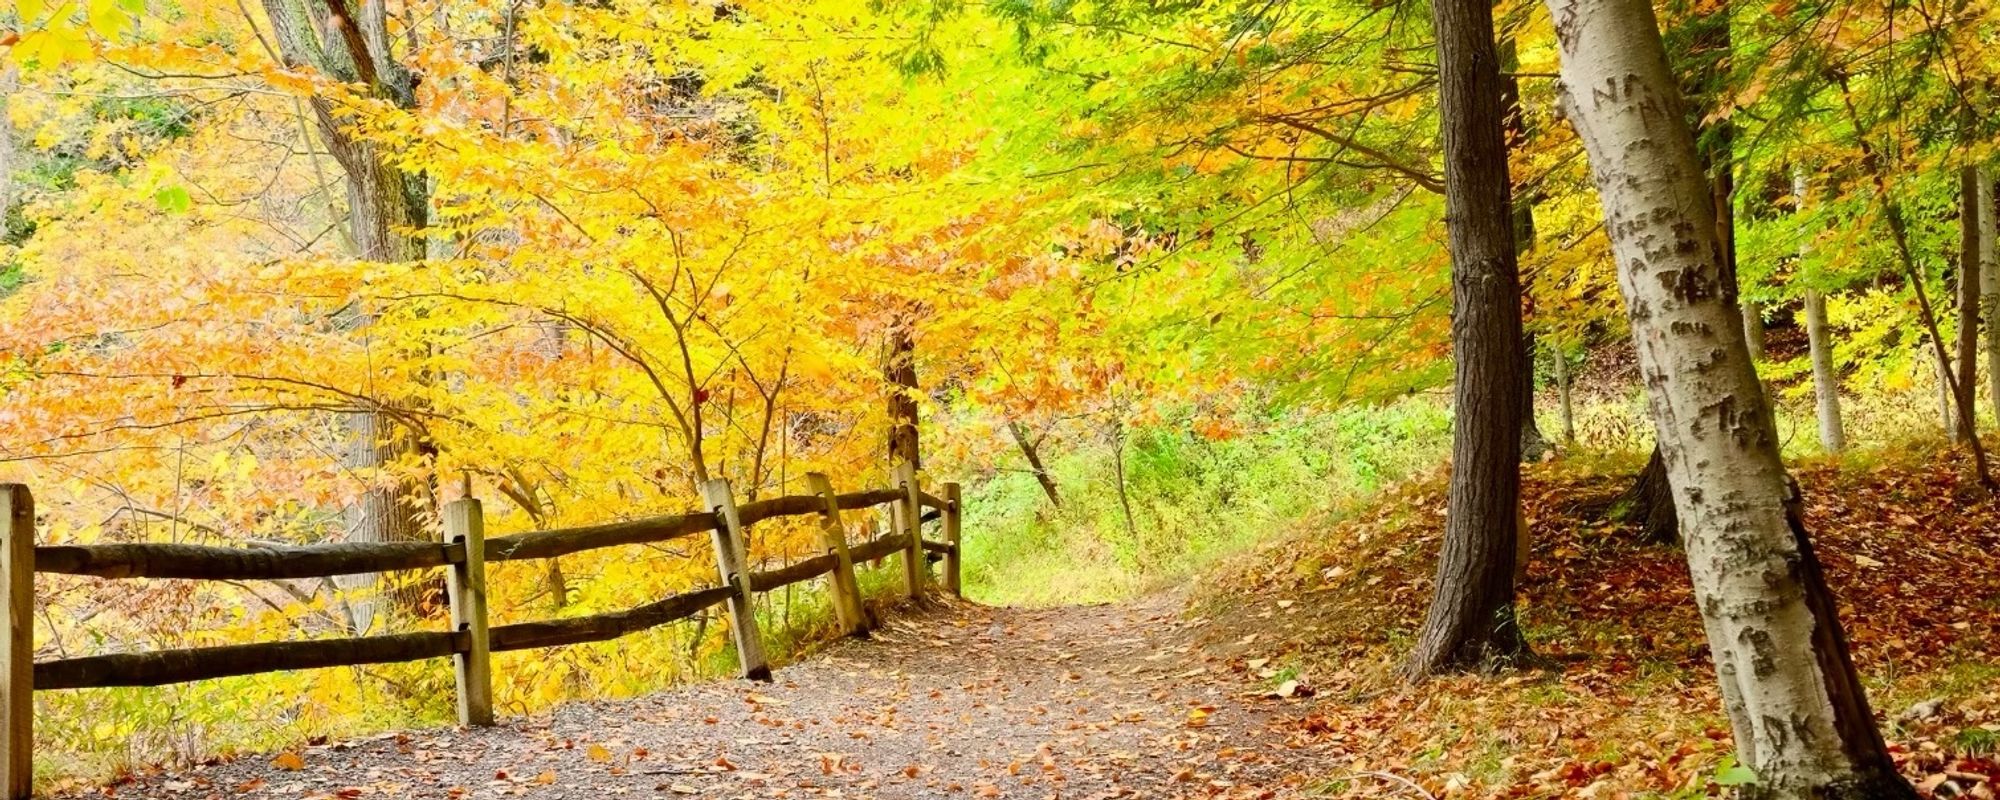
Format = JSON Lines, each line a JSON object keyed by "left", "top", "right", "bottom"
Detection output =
{"left": 1797, "top": 169, "right": 1845, "bottom": 453}
{"left": 1955, "top": 165, "right": 1983, "bottom": 442}
{"left": 1406, "top": 0, "right": 1529, "bottom": 675}
{"left": 883, "top": 318, "right": 921, "bottom": 470}
{"left": 1547, "top": 0, "right": 1914, "bottom": 795}
{"left": 1501, "top": 36, "right": 1551, "bottom": 464}
{"left": 261, "top": 0, "right": 432, "bottom": 634}
{"left": 1619, "top": 447, "right": 1678, "bottom": 544}
{"left": 1007, "top": 419, "right": 1063, "bottom": 509}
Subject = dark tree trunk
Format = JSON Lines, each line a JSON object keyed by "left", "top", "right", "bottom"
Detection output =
{"left": 1782, "top": 479, "right": 1912, "bottom": 799}
{"left": 1500, "top": 37, "right": 1550, "bottom": 465}
{"left": 1007, "top": 420, "right": 1063, "bottom": 509}
{"left": 1407, "top": 0, "right": 1529, "bottom": 676}
{"left": 1620, "top": 447, "right": 1678, "bottom": 545}
{"left": 1519, "top": 338, "right": 1550, "bottom": 461}
{"left": 1955, "top": 165, "right": 1983, "bottom": 443}
{"left": 883, "top": 319, "right": 921, "bottom": 469}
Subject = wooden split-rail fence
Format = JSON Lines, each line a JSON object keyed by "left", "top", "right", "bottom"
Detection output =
{"left": 0, "top": 461, "right": 962, "bottom": 799}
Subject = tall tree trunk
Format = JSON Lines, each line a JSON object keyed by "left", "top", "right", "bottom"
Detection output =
{"left": 1982, "top": 171, "right": 2000, "bottom": 425}
{"left": 1797, "top": 170, "right": 1846, "bottom": 453}
{"left": 1956, "top": 165, "right": 1984, "bottom": 442}
{"left": 1548, "top": 1, "right": 1914, "bottom": 795}
{"left": 262, "top": 0, "right": 431, "bottom": 634}
{"left": 1007, "top": 419, "right": 1063, "bottom": 509}
{"left": 1501, "top": 36, "right": 1551, "bottom": 464}
{"left": 1406, "top": 0, "right": 1529, "bottom": 675}
{"left": 883, "top": 319, "right": 921, "bottom": 469}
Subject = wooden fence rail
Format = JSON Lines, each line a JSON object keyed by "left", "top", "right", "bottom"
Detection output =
{"left": 0, "top": 471, "right": 964, "bottom": 799}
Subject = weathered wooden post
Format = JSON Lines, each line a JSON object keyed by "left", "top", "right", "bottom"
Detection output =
{"left": 804, "top": 473, "right": 869, "bottom": 636}
{"left": 942, "top": 482, "right": 962, "bottom": 598}
{"left": 443, "top": 497, "right": 493, "bottom": 727}
{"left": 893, "top": 461, "right": 924, "bottom": 598}
{"left": 1, "top": 486, "right": 31, "bottom": 799}
{"left": 700, "top": 479, "right": 770, "bottom": 681}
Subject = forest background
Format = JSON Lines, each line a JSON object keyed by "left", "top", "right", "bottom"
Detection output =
{"left": 2, "top": 0, "right": 1997, "bottom": 791}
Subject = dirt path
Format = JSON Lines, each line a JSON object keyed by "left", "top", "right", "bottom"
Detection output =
{"left": 81, "top": 597, "right": 1333, "bottom": 799}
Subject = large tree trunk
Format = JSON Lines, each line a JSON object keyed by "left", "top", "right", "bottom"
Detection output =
{"left": 262, "top": 0, "right": 431, "bottom": 634}
{"left": 1007, "top": 419, "right": 1063, "bottom": 509}
{"left": 1548, "top": 1, "right": 1913, "bottom": 795}
{"left": 1955, "top": 165, "right": 1984, "bottom": 442}
{"left": 1406, "top": 0, "right": 1529, "bottom": 676}
{"left": 1797, "top": 170, "right": 1846, "bottom": 453}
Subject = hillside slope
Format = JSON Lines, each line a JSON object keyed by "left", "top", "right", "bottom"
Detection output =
{"left": 1185, "top": 446, "right": 2000, "bottom": 797}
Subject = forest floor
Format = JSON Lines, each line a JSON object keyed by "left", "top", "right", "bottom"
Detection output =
{"left": 75, "top": 596, "right": 1341, "bottom": 799}
{"left": 1180, "top": 441, "right": 2000, "bottom": 798}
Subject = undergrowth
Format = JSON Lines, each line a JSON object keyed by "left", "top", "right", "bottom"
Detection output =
{"left": 956, "top": 399, "right": 1452, "bottom": 606}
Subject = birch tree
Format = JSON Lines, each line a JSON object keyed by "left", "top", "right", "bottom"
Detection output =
{"left": 1545, "top": 0, "right": 1912, "bottom": 795}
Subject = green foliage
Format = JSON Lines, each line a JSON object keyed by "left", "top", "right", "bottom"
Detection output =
{"left": 959, "top": 398, "right": 1449, "bottom": 605}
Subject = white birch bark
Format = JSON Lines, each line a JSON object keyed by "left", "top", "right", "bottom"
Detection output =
{"left": 1545, "top": 0, "right": 1893, "bottom": 794}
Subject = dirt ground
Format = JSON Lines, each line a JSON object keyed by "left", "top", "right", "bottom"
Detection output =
{"left": 76, "top": 597, "right": 1339, "bottom": 799}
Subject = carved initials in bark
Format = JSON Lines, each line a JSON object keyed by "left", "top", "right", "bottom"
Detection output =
{"left": 1546, "top": 0, "right": 1912, "bottom": 796}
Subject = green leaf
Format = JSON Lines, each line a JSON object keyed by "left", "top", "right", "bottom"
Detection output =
{"left": 154, "top": 185, "right": 192, "bottom": 214}
{"left": 87, "top": 0, "right": 125, "bottom": 40}
{"left": 1713, "top": 757, "right": 1759, "bottom": 787}
{"left": 115, "top": 0, "right": 144, "bottom": 13}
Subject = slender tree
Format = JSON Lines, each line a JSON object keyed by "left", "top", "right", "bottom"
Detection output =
{"left": 1547, "top": 0, "right": 1914, "bottom": 794}
{"left": 1407, "top": 0, "right": 1529, "bottom": 675}
{"left": 1955, "top": 163, "right": 1983, "bottom": 442}
{"left": 1983, "top": 172, "right": 2000, "bottom": 425}
{"left": 1797, "top": 169, "right": 1845, "bottom": 453}
{"left": 1007, "top": 419, "right": 1064, "bottom": 508}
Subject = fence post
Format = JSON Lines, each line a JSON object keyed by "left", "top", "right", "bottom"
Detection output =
{"left": 1, "top": 486, "right": 29, "bottom": 800}
{"left": 942, "top": 482, "right": 962, "bottom": 598}
{"left": 700, "top": 479, "right": 770, "bottom": 681}
{"left": 804, "top": 473, "right": 869, "bottom": 636}
{"left": 443, "top": 497, "right": 493, "bottom": 727}
{"left": 893, "top": 461, "right": 924, "bottom": 599}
